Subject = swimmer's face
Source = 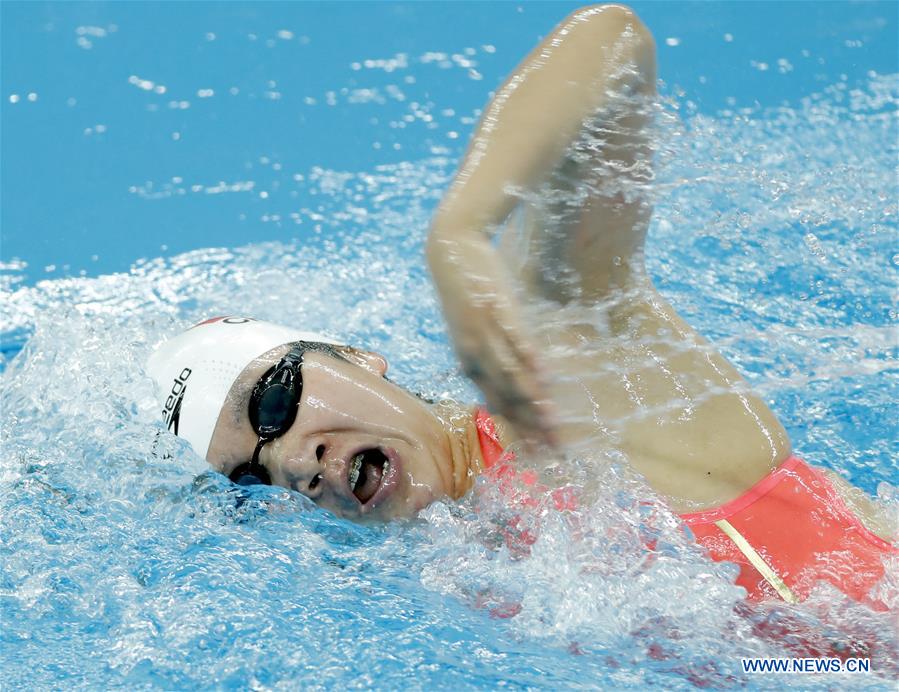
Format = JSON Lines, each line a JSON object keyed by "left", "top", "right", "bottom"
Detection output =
{"left": 206, "top": 344, "right": 456, "bottom": 521}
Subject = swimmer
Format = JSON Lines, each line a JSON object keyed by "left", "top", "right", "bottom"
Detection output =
{"left": 148, "top": 5, "right": 896, "bottom": 607}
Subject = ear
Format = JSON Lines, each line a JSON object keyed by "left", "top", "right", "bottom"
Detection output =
{"left": 343, "top": 348, "right": 389, "bottom": 377}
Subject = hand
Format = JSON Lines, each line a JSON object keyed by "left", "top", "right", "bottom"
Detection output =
{"left": 428, "top": 233, "right": 559, "bottom": 452}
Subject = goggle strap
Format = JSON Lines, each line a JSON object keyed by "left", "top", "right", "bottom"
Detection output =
{"left": 251, "top": 438, "right": 268, "bottom": 466}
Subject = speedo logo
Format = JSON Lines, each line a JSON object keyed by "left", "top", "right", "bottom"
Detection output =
{"left": 162, "top": 368, "right": 191, "bottom": 435}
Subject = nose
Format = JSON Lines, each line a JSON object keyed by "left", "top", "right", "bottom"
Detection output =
{"left": 261, "top": 438, "right": 329, "bottom": 497}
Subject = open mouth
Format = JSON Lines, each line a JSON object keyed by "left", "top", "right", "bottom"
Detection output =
{"left": 347, "top": 448, "right": 390, "bottom": 505}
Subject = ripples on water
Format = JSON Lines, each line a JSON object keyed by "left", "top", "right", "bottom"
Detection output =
{"left": 2, "top": 72, "right": 897, "bottom": 689}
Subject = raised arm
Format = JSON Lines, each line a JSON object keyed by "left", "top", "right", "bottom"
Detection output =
{"left": 426, "top": 4, "right": 656, "bottom": 446}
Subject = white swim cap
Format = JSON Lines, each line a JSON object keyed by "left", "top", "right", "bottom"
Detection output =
{"left": 147, "top": 316, "right": 340, "bottom": 459}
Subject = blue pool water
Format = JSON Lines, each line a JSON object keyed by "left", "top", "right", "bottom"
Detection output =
{"left": 2, "top": 2, "right": 897, "bottom": 689}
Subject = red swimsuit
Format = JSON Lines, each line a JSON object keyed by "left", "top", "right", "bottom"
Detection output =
{"left": 474, "top": 408, "right": 897, "bottom": 608}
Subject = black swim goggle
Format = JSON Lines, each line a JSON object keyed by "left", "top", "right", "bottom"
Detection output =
{"left": 228, "top": 343, "right": 310, "bottom": 487}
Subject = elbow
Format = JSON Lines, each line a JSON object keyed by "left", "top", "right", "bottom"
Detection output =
{"left": 596, "top": 5, "right": 657, "bottom": 89}
{"left": 570, "top": 4, "right": 656, "bottom": 63}
{"left": 571, "top": 4, "right": 648, "bottom": 31}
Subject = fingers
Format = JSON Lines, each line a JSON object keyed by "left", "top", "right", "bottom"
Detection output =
{"left": 491, "top": 303, "right": 559, "bottom": 448}
{"left": 440, "top": 262, "right": 561, "bottom": 453}
{"left": 459, "top": 310, "right": 560, "bottom": 453}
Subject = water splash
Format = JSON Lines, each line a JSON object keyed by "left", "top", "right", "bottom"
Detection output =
{"left": 2, "top": 73, "right": 897, "bottom": 688}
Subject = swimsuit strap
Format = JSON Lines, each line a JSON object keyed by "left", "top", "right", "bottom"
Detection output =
{"left": 680, "top": 457, "right": 806, "bottom": 603}
{"left": 680, "top": 456, "right": 897, "bottom": 606}
{"left": 474, "top": 407, "right": 507, "bottom": 470}
{"left": 679, "top": 455, "right": 804, "bottom": 526}
{"left": 473, "top": 416, "right": 894, "bottom": 607}
{"left": 473, "top": 408, "right": 577, "bottom": 512}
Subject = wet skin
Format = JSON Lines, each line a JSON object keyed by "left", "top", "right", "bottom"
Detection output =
{"left": 426, "top": 3, "right": 895, "bottom": 537}
{"left": 206, "top": 345, "right": 488, "bottom": 521}
{"left": 208, "top": 4, "right": 895, "bottom": 541}
{"left": 203, "top": 341, "right": 894, "bottom": 539}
